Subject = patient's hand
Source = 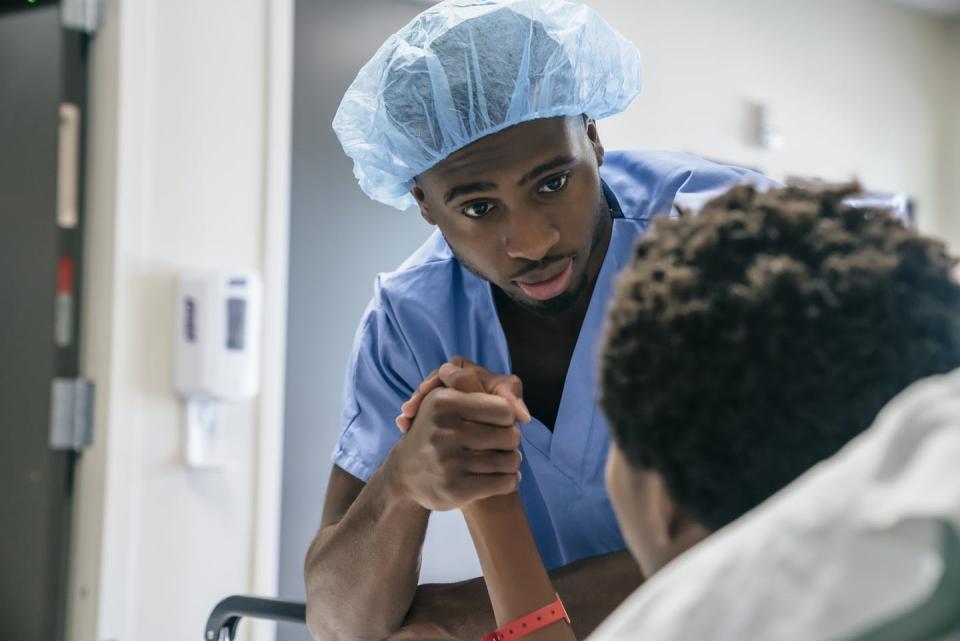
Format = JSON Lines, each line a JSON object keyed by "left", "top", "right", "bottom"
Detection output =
{"left": 396, "top": 357, "right": 531, "bottom": 432}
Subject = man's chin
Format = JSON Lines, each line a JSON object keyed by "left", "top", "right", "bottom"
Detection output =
{"left": 510, "top": 273, "right": 589, "bottom": 316}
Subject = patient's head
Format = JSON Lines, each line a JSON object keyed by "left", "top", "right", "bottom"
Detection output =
{"left": 600, "top": 182, "right": 960, "bottom": 577}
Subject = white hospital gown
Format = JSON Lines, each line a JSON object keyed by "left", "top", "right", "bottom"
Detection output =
{"left": 588, "top": 368, "right": 960, "bottom": 641}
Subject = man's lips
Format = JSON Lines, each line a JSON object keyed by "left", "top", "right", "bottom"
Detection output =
{"left": 514, "top": 258, "right": 574, "bottom": 301}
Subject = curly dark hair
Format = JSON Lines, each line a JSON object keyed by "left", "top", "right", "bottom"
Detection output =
{"left": 600, "top": 182, "right": 960, "bottom": 530}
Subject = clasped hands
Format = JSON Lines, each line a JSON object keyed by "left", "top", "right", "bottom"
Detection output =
{"left": 386, "top": 357, "right": 531, "bottom": 513}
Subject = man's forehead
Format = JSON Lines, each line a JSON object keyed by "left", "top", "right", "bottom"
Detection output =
{"left": 423, "top": 116, "right": 583, "bottom": 184}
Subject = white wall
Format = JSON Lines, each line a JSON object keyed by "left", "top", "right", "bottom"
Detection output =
{"left": 68, "top": 1, "right": 291, "bottom": 641}
{"left": 591, "top": 0, "right": 955, "bottom": 242}
{"left": 279, "top": 7, "right": 960, "bottom": 641}
{"left": 940, "top": 19, "right": 960, "bottom": 252}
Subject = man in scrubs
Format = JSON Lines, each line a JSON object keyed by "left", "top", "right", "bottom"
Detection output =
{"left": 303, "top": 2, "right": 773, "bottom": 640}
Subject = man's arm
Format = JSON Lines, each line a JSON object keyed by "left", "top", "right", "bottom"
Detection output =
{"left": 304, "top": 464, "right": 429, "bottom": 641}
{"left": 391, "top": 550, "right": 642, "bottom": 641}
{"left": 304, "top": 387, "right": 523, "bottom": 641}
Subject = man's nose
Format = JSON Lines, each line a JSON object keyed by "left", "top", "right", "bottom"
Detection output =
{"left": 503, "top": 209, "right": 560, "bottom": 262}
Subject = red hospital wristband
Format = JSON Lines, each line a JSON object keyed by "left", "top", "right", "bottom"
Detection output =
{"left": 481, "top": 594, "right": 571, "bottom": 641}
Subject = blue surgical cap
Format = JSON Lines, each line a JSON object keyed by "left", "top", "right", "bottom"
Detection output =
{"left": 333, "top": 0, "right": 644, "bottom": 210}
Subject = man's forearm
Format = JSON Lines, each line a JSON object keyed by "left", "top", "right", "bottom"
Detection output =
{"left": 400, "top": 550, "right": 643, "bottom": 640}
{"left": 305, "top": 461, "right": 430, "bottom": 641}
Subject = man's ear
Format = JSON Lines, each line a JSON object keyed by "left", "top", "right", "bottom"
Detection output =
{"left": 411, "top": 183, "right": 437, "bottom": 226}
{"left": 584, "top": 117, "right": 605, "bottom": 168}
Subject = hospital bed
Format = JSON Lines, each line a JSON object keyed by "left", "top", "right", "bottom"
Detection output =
{"left": 204, "top": 595, "right": 305, "bottom": 641}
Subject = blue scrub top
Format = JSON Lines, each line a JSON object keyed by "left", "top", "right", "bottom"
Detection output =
{"left": 332, "top": 150, "right": 774, "bottom": 569}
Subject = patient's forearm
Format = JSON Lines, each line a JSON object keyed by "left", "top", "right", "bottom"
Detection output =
{"left": 462, "top": 493, "right": 577, "bottom": 641}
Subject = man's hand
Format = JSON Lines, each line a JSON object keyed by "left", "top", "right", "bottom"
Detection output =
{"left": 395, "top": 357, "right": 531, "bottom": 432}
{"left": 384, "top": 359, "right": 529, "bottom": 512}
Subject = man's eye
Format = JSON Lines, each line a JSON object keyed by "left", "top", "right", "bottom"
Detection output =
{"left": 462, "top": 201, "right": 494, "bottom": 219}
{"left": 539, "top": 173, "right": 569, "bottom": 193}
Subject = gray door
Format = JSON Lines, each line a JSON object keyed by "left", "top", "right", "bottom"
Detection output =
{"left": 0, "top": 3, "right": 88, "bottom": 640}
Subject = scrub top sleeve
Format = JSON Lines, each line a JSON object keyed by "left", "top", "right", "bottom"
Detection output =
{"left": 331, "top": 280, "right": 423, "bottom": 483}
{"left": 673, "top": 163, "right": 781, "bottom": 213}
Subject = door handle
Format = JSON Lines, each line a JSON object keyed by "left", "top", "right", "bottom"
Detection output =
{"left": 57, "top": 102, "right": 80, "bottom": 230}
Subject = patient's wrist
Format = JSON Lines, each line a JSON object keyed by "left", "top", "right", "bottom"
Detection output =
{"left": 482, "top": 594, "right": 571, "bottom": 641}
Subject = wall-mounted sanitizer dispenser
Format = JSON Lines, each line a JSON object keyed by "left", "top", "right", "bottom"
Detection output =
{"left": 174, "top": 271, "right": 262, "bottom": 468}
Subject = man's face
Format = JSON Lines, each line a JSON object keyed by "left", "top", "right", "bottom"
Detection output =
{"left": 605, "top": 443, "right": 710, "bottom": 578}
{"left": 412, "top": 116, "right": 608, "bottom": 314}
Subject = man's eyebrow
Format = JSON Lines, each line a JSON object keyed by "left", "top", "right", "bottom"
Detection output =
{"left": 517, "top": 155, "right": 577, "bottom": 187}
{"left": 443, "top": 181, "right": 498, "bottom": 205}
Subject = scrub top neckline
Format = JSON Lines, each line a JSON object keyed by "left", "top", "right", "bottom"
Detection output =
{"left": 481, "top": 189, "right": 637, "bottom": 481}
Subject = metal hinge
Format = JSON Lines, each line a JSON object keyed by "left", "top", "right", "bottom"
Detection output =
{"left": 62, "top": 0, "right": 103, "bottom": 35}
{"left": 49, "top": 378, "right": 95, "bottom": 451}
